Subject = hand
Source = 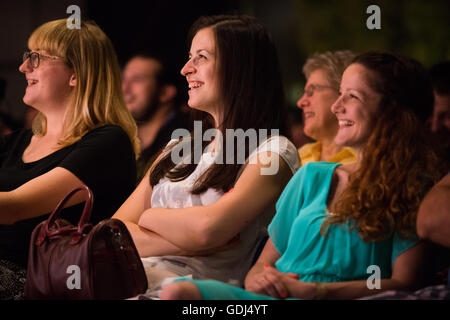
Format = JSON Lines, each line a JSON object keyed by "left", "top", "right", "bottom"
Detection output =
{"left": 245, "top": 264, "right": 299, "bottom": 299}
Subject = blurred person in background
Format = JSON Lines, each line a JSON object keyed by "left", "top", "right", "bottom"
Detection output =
{"left": 428, "top": 61, "right": 450, "bottom": 165}
{"left": 122, "top": 50, "right": 190, "bottom": 181}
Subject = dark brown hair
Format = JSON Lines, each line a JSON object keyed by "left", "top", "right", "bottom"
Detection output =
{"left": 150, "top": 15, "right": 289, "bottom": 194}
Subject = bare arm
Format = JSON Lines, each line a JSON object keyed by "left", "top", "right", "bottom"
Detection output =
{"left": 304, "top": 241, "right": 428, "bottom": 299}
{"left": 0, "top": 167, "right": 87, "bottom": 225}
{"left": 245, "top": 238, "right": 281, "bottom": 288}
{"left": 0, "top": 164, "right": 182, "bottom": 257}
{"left": 137, "top": 152, "right": 294, "bottom": 251}
{"left": 112, "top": 168, "right": 190, "bottom": 257}
{"left": 417, "top": 174, "right": 450, "bottom": 247}
{"left": 244, "top": 238, "right": 298, "bottom": 298}
{"left": 249, "top": 241, "right": 428, "bottom": 300}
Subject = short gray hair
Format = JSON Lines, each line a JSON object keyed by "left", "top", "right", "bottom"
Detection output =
{"left": 303, "top": 50, "right": 356, "bottom": 91}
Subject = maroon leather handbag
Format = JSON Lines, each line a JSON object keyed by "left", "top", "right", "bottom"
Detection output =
{"left": 24, "top": 185, "right": 148, "bottom": 300}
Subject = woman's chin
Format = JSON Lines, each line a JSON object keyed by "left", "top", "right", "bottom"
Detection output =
{"left": 187, "top": 102, "right": 207, "bottom": 113}
{"left": 22, "top": 97, "right": 34, "bottom": 107}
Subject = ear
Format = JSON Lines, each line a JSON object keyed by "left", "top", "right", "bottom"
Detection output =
{"left": 69, "top": 74, "right": 77, "bottom": 87}
{"left": 158, "top": 84, "right": 177, "bottom": 104}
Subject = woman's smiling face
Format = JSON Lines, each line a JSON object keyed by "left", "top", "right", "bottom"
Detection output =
{"left": 331, "top": 63, "right": 382, "bottom": 151}
{"left": 180, "top": 27, "right": 222, "bottom": 121}
{"left": 19, "top": 48, "right": 75, "bottom": 111}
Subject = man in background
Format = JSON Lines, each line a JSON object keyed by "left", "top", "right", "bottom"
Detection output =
{"left": 429, "top": 61, "right": 450, "bottom": 164}
{"left": 122, "top": 50, "right": 190, "bottom": 181}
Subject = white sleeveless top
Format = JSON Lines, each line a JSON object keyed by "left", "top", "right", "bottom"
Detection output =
{"left": 149, "top": 135, "right": 299, "bottom": 286}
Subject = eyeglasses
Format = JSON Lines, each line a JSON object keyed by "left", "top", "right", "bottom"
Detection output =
{"left": 304, "top": 84, "right": 335, "bottom": 97}
{"left": 22, "top": 51, "right": 59, "bottom": 69}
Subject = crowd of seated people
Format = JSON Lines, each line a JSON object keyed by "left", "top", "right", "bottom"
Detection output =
{"left": 0, "top": 14, "right": 448, "bottom": 300}
{"left": 160, "top": 51, "right": 448, "bottom": 300}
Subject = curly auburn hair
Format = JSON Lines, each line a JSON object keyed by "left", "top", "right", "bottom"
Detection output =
{"left": 321, "top": 52, "right": 447, "bottom": 242}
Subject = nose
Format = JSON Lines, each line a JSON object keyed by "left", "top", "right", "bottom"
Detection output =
{"left": 180, "top": 59, "right": 195, "bottom": 77}
{"left": 296, "top": 93, "right": 308, "bottom": 109}
{"left": 19, "top": 58, "right": 33, "bottom": 74}
{"left": 331, "top": 95, "right": 344, "bottom": 115}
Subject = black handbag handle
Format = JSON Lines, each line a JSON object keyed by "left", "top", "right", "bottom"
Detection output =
{"left": 36, "top": 185, "right": 94, "bottom": 246}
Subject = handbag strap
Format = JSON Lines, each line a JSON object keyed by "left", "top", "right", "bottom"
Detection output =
{"left": 36, "top": 185, "right": 94, "bottom": 246}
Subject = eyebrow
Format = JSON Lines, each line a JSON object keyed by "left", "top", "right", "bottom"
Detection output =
{"left": 342, "top": 87, "right": 368, "bottom": 98}
{"left": 190, "top": 49, "right": 214, "bottom": 56}
{"left": 306, "top": 82, "right": 331, "bottom": 88}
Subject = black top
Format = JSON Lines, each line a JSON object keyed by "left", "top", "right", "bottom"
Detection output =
{"left": 136, "top": 109, "right": 190, "bottom": 181}
{"left": 0, "top": 125, "right": 137, "bottom": 267}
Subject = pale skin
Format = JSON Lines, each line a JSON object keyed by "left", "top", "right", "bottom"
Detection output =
{"left": 160, "top": 63, "right": 429, "bottom": 300}
{"left": 417, "top": 174, "right": 450, "bottom": 248}
{"left": 0, "top": 49, "right": 86, "bottom": 225}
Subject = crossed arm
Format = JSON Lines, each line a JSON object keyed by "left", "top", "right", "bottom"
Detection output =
{"left": 112, "top": 167, "right": 186, "bottom": 257}
{"left": 114, "top": 151, "right": 293, "bottom": 256}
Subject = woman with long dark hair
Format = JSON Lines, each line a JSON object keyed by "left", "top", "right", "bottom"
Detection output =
{"left": 114, "top": 15, "right": 299, "bottom": 298}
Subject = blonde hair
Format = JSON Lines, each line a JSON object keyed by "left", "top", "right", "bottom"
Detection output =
{"left": 303, "top": 50, "right": 356, "bottom": 91}
{"left": 28, "top": 19, "right": 140, "bottom": 157}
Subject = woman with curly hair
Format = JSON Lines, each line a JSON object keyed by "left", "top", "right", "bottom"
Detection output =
{"left": 160, "top": 52, "right": 446, "bottom": 300}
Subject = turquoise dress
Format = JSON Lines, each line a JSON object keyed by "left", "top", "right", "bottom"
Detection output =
{"left": 174, "top": 162, "right": 418, "bottom": 299}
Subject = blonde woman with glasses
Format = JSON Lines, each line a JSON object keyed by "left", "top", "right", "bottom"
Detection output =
{"left": 0, "top": 19, "right": 139, "bottom": 300}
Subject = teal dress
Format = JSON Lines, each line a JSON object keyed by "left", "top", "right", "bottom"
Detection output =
{"left": 174, "top": 162, "right": 418, "bottom": 299}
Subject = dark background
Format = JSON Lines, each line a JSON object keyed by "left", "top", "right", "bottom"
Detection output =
{"left": 0, "top": 0, "right": 449, "bottom": 126}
